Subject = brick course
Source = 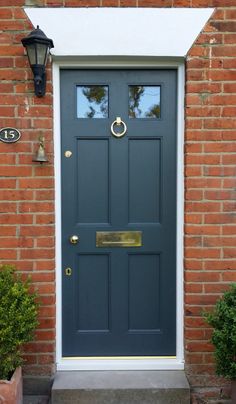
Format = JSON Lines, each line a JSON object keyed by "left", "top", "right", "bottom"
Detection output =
{"left": 0, "top": 0, "right": 235, "bottom": 402}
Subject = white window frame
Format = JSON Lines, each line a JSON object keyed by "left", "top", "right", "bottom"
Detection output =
{"left": 54, "top": 57, "right": 185, "bottom": 371}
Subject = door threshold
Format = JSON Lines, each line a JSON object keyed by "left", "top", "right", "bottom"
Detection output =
{"left": 62, "top": 356, "right": 177, "bottom": 360}
{"left": 57, "top": 357, "right": 184, "bottom": 371}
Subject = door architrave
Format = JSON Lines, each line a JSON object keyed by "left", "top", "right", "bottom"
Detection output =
{"left": 53, "top": 57, "right": 185, "bottom": 371}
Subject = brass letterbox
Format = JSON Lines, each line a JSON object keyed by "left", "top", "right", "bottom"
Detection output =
{"left": 96, "top": 231, "right": 142, "bottom": 248}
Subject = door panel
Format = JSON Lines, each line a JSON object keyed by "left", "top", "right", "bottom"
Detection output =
{"left": 61, "top": 69, "right": 177, "bottom": 357}
{"left": 128, "top": 254, "right": 160, "bottom": 331}
{"left": 76, "top": 254, "right": 110, "bottom": 332}
{"left": 76, "top": 139, "right": 110, "bottom": 224}
{"left": 128, "top": 139, "right": 161, "bottom": 223}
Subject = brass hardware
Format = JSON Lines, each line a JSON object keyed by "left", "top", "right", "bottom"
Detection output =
{"left": 65, "top": 150, "right": 72, "bottom": 158}
{"left": 69, "top": 235, "right": 79, "bottom": 244}
{"left": 111, "top": 117, "right": 127, "bottom": 138}
{"left": 96, "top": 231, "right": 142, "bottom": 248}
{"left": 33, "top": 136, "right": 48, "bottom": 164}
{"left": 65, "top": 267, "right": 72, "bottom": 276}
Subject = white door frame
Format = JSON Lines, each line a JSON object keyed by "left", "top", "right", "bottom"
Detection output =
{"left": 54, "top": 57, "right": 185, "bottom": 371}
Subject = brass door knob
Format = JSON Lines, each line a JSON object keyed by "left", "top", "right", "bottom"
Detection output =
{"left": 69, "top": 235, "right": 79, "bottom": 244}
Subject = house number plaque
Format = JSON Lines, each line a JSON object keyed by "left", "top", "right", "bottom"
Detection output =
{"left": 0, "top": 127, "right": 21, "bottom": 143}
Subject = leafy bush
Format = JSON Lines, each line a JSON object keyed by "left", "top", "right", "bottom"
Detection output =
{"left": 0, "top": 265, "right": 39, "bottom": 380}
{"left": 204, "top": 283, "right": 236, "bottom": 379}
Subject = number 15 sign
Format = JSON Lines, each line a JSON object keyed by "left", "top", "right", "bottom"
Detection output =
{"left": 0, "top": 128, "right": 21, "bottom": 143}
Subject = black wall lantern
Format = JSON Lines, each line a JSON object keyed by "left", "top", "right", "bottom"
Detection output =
{"left": 21, "top": 26, "right": 54, "bottom": 97}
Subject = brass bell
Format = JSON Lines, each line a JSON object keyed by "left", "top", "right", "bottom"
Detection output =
{"left": 33, "top": 136, "right": 48, "bottom": 164}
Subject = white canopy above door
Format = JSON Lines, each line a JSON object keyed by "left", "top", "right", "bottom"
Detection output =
{"left": 24, "top": 7, "right": 214, "bottom": 58}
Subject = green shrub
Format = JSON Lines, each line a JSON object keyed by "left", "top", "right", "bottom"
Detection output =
{"left": 0, "top": 265, "right": 39, "bottom": 380}
{"left": 204, "top": 283, "right": 236, "bottom": 379}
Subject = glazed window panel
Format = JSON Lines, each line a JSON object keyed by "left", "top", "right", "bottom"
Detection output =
{"left": 129, "top": 86, "right": 161, "bottom": 119}
{"left": 77, "top": 86, "right": 109, "bottom": 118}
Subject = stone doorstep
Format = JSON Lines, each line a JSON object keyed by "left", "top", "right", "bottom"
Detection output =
{"left": 51, "top": 370, "right": 190, "bottom": 404}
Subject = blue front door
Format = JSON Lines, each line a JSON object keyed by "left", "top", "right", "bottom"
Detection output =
{"left": 61, "top": 69, "right": 177, "bottom": 357}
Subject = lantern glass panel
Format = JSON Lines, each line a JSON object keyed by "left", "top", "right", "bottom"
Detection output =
{"left": 36, "top": 43, "right": 48, "bottom": 65}
{"left": 26, "top": 44, "right": 37, "bottom": 65}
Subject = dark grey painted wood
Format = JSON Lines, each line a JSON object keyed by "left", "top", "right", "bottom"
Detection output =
{"left": 128, "top": 254, "right": 160, "bottom": 331}
{"left": 76, "top": 254, "right": 110, "bottom": 332}
{"left": 129, "top": 139, "right": 161, "bottom": 223}
{"left": 77, "top": 139, "right": 109, "bottom": 223}
{"left": 61, "top": 69, "right": 177, "bottom": 357}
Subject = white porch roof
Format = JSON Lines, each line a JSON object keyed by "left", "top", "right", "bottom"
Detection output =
{"left": 24, "top": 8, "right": 214, "bottom": 58}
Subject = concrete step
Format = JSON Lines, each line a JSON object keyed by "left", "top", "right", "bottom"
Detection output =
{"left": 51, "top": 370, "right": 190, "bottom": 404}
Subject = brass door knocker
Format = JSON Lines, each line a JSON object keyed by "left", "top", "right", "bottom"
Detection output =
{"left": 111, "top": 117, "right": 127, "bottom": 138}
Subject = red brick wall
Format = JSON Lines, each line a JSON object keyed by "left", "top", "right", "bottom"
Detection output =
{"left": 185, "top": 8, "right": 236, "bottom": 402}
{"left": 0, "top": 2, "right": 56, "bottom": 378}
{"left": 0, "top": 0, "right": 235, "bottom": 401}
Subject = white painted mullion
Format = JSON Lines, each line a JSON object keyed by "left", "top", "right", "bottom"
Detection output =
{"left": 176, "top": 64, "right": 185, "bottom": 364}
{"left": 53, "top": 62, "right": 62, "bottom": 365}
